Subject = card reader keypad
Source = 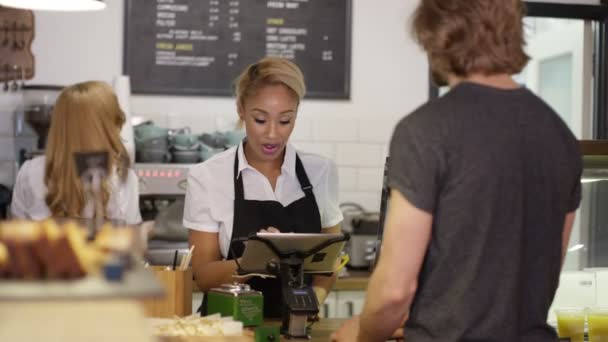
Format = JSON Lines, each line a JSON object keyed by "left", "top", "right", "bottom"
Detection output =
{"left": 285, "top": 287, "right": 318, "bottom": 312}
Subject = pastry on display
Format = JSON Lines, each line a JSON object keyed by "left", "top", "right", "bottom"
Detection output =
{"left": 0, "top": 219, "right": 135, "bottom": 280}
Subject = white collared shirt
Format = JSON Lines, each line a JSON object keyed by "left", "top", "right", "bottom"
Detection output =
{"left": 183, "top": 142, "right": 343, "bottom": 258}
{"left": 10, "top": 156, "right": 142, "bottom": 225}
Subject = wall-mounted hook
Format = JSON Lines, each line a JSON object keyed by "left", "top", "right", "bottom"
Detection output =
{"left": 18, "top": 23, "right": 28, "bottom": 50}
{"left": 3, "top": 65, "right": 9, "bottom": 92}
{"left": 2, "top": 21, "right": 8, "bottom": 47}
{"left": 20, "top": 65, "right": 25, "bottom": 88}
{"left": 11, "top": 21, "right": 18, "bottom": 51}
{"left": 11, "top": 65, "right": 18, "bottom": 91}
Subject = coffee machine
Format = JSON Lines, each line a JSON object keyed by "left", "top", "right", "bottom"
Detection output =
{"left": 135, "top": 162, "right": 193, "bottom": 265}
{"left": 13, "top": 85, "right": 61, "bottom": 167}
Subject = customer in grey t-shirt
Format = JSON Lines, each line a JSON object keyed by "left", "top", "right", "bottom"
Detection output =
{"left": 332, "top": 1, "right": 582, "bottom": 342}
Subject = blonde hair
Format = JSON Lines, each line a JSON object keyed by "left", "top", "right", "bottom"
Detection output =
{"left": 235, "top": 57, "right": 306, "bottom": 108}
{"left": 44, "top": 81, "right": 129, "bottom": 218}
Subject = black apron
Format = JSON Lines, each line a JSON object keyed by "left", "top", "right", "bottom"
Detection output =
{"left": 200, "top": 146, "right": 322, "bottom": 318}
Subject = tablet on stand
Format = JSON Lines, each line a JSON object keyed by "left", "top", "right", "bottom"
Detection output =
{"left": 233, "top": 232, "right": 349, "bottom": 339}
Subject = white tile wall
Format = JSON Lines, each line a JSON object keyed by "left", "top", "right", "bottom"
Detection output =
{"left": 0, "top": 137, "right": 15, "bottom": 161}
{"left": 358, "top": 119, "right": 397, "bottom": 143}
{"left": 358, "top": 167, "right": 384, "bottom": 191}
{"left": 336, "top": 143, "right": 384, "bottom": 167}
{"left": 313, "top": 119, "right": 358, "bottom": 142}
{"left": 339, "top": 191, "right": 382, "bottom": 212}
{"left": 0, "top": 111, "right": 13, "bottom": 135}
{"left": 0, "top": 161, "right": 15, "bottom": 187}
{"left": 133, "top": 112, "right": 169, "bottom": 129}
{"left": 338, "top": 167, "right": 357, "bottom": 191}
{"left": 167, "top": 112, "right": 224, "bottom": 133}
{"left": 291, "top": 118, "right": 312, "bottom": 141}
{"left": 291, "top": 141, "right": 335, "bottom": 160}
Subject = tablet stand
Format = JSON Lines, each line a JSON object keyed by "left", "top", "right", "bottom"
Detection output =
{"left": 233, "top": 234, "right": 349, "bottom": 339}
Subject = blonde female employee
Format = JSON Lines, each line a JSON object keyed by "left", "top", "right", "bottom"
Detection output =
{"left": 184, "top": 57, "right": 343, "bottom": 317}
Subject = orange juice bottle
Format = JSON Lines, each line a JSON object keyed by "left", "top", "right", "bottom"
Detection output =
{"left": 556, "top": 309, "right": 586, "bottom": 342}
{"left": 588, "top": 308, "right": 608, "bottom": 342}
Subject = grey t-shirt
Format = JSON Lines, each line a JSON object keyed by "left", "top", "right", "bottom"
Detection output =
{"left": 388, "top": 82, "right": 582, "bottom": 342}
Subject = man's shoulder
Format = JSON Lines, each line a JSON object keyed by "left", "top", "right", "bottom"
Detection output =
{"left": 395, "top": 96, "right": 451, "bottom": 134}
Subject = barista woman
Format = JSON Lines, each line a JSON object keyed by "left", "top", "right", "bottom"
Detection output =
{"left": 11, "top": 81, "right": 141, "bottom": 225}
{"left": 184, "top": 57, "right": 343, "bottom": 317}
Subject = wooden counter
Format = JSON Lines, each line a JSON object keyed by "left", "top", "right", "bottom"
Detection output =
{"left": 158, "top": 318, "right": 345, "bottom": 341}
{"left": 333, "top": 270, "right": 370, "bottom": 291}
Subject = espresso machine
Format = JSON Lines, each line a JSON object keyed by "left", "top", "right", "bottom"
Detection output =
{"left": 13, "top": 85, "right": 62, "bottom": 167}
{"left": 136, "top": 162, "right": 193, "bottom": 265}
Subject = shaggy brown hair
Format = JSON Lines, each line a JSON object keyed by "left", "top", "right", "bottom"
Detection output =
{"left": 413, "top": 0, "right": 530, "bottom": 81}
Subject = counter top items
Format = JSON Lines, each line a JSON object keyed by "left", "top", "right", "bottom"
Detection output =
{"left": 134, "top": 121, "right": 171, "bottom": 163}
{"left": 14, "top": 85, "right": 63, "bottom": 166}
{"left": 207, "top": 283, "right": 264, "bottom": 327}
{"left": 235, "top": 232, "right": 349, "bottom": 338}
{"left": 151, "top": 313, "right": 244, "bottom": 337}
{"left": 156, "top": 318, "right": 347, "bottom": 342}
{"left": 170, "top": 129, "right": 202, "bottom": 164}
{"left": 1, "top": 299, "right": 156, "bottom": 342}
{"left": 134, "top": 121, "right": 245, "bottom": 164}
{"left": 556, "top": 308, "right": 586, "bottom": 342}
{"left": 0, "top": 219, "right": 164, "bottom": 300}
{"left": 588, "top": 308, "right": 608, "bottom": 341}
{"left": 254, "top": 325, "right": 280, "bottom": 342}
{"left": 340, "top": 202, "right": 380, "bottom": 270}
{"left": 143, "top": 265, "right": 193, "bottom": 318}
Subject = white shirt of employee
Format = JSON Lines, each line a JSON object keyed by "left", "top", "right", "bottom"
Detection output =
{"left": 184, "top": 142, "right": 343, "bottom": 257}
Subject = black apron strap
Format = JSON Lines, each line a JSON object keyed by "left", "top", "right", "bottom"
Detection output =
{"left": 234, "top": 145, "right": 245, "bottom": 201}
{"left": 294, "top": 154, "right": 314, "bottom": 197}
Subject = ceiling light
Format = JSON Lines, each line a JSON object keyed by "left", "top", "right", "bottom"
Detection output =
{"left": 0, "top": 0, "right": 106, "bottom": 11}
{"left": 568, "top": 244, "right": 585, "bottom": 252}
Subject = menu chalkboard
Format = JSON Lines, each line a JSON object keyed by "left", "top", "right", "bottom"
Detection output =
{"left": 124, "top": 0, "right": 352, "bottom": 99}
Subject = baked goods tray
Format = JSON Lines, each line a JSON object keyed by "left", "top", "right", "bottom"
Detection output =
{"left": 0, "top": 264, "right": 164, "bottom": 301}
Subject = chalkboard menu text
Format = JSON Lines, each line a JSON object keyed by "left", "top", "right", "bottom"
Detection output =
{"left": 124, "top": 0, "right": 352, "bottom": 98}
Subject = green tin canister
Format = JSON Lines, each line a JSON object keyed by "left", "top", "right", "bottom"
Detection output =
{"left": 206, "top": 283, "right": 264, "bottom": 327}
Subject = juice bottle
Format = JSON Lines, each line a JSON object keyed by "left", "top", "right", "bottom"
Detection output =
{"left": 556, "top": 309, "right": 586, "bottom": 342}
{"left": 588, "top": 308, "right": 608, "bottom": 342}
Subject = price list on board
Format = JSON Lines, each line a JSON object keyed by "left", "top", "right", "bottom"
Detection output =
{"left": 125, "top": 0, "right": 351, "bottom": 98}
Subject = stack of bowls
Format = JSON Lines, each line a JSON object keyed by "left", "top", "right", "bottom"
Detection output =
{"left": 222, "top": 130, "right": 246, "bottom": 148}
{"left": 197, "top": 130, "right": 246, "bottom": 162}
{"left": 170, "top": 131, "right": 202, "bottom": 164}
{"left": 134, "top": 122, "right": 170, "bottom": 163}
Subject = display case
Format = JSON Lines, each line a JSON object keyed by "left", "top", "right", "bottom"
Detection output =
{"left": 549, "top": 141, "right": 608, "bottom": 324}
{"left": 570, "top": 141, "right": 608, "bottom": 271}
